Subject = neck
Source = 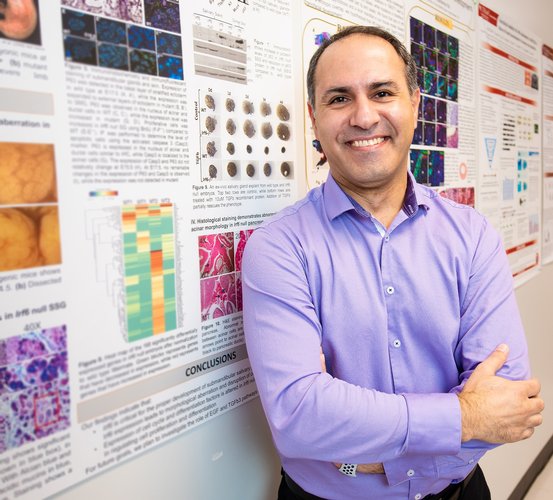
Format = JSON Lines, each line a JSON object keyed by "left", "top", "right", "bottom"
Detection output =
{"left": 335, "top": 173, "right": 407, "bottom": 229}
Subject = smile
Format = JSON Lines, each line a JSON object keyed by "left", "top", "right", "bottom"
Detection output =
{"left": 349, "top": 137, "right": 386, "bottom": 147}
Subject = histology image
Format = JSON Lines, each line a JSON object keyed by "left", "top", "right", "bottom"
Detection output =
{"left": 61, "top": 0, "right": 143, "bottom": 24}
{"left": 0, "top": 0, "right": 41, "bottom": 46}
{"left": 130, "top": 49, "right": 156, "bottom": 75}
{"left": 62, "top": 8, "right": 95, "bottom": 38}
{"left": 198, "top": 232, "right": 235, "bottom": 278}
{"left": 99, "top": 43, "right": 128, "bottom": 70}
{"left": 158, "top": 55, "right": 183, "bottom": 80}
{"left": 200, "top": 273, "right": 238, "bottom": 322}
{"left": 0, "top": 326, "right": 69, "bottom": 453}
{"left": 128, "top": 25, "right": 155, "bottom": 50}
{"left": 234, "top": 229, "right": 253, "bottom": 273}
{"left": 439, "top": 187, "right": 475, "bottom": 207}
{"left": 64, "top": 36, "right": 97, "bottom": 65}
{"left": 144, "top": 0, "right": 181, "bottom": 34}
{"left": 96, "top": 17, "right": 126, "bottom": 44}
{"left": 236, "top": 272, "right": 243, "bottom": 311}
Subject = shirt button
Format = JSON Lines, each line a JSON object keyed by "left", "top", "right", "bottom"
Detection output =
{"left": 414, "top": 494, "right": 422, "bottom": 500}
{"left": 384, "top": 235, "right": 390, "bottom": 242}
{"left": 393, "top": 339, "right": 401, "bottom": 348}
{"left": 386, "top": 286, "right": 395, "bottom": 295}
{"left": 469, "top": 459, "right": 475, "bottom": 464}
{"left": 407, "top": 469, "right": 415, "bottom": 477}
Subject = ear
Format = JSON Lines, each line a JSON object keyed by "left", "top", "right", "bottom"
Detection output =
{"left": 307, "top": 101, "right": 318, "bottom": 137}
{"left": 410, "top": 88, "right": 421, "bottom": 129}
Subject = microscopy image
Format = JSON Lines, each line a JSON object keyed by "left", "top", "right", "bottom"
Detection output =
{"left": 226, "top": 119, "right": 236, "bottom": 135}
{"left": 198, "top": 232, "right": 234, "bottom": 278}
{"left": 207, "top": 164, "right": 217, "bottom": 179}
{"left": 423, "top": 123, "right": 435, "bottom": 146}
{"left": 226, "top": 143, "right": 235, "bottom": 155}
{"left": 436, "top": 100, "right": 447, "bottom": 124}
{"left": 205, "top": 116, "right": 217, "bottom": 133}
{"left": 436, "top": 123, "right": 447, "bottom": 147}
{"left": 424, "top": 49, "right": 437, "bottom": 72}
{"left": 99, "top": 43, "right": 129, "bottom": 70}
{"left": 277, "top": 123, "right": 291, "bottom": 141}
{"left": 62, "top": 8, "right": 95, "bottom": 38}
{"left": 0, "top": 206, "right": 62, "bottom": 272}
{"left": 235, "top": 272, "right": 243, "bottom": 312}
{"left": 128, "top": 25, "right": 155, "bottom": 50}
{"left": 413, "top": 121, "right": 423, "bottom": 145}
{"left": 243, "top": 120, "right": 255, "bottom": 138}
{"left": 423, "top": 24, "right": 435, "bottom": 49}
{"left": 280, "top": 162, "right": 292, "bottom": 178}
{"left": 206, "top": 141, "right": 217, "bottom": 157}
{"left": 225, "top": 98, "right": 235, "bottom": 112}
{"left": 448, "top": 58, "right": 459, "bottom": 81}
{"left": 245, "top": 164, "right": 256, "bottom": 178}
{"left": 261, "top": 122, "right": 273, "bottom": 139}
{"left": 423, "top": 71, "right": 436, "bottom": 95}
{"left": 130, "top": 49, "right": 156, "bottom": 75}
{"left": 417, "top": 68, "right": 424, "bottom": 91}
{"left": 447, "top": 102, "right": 458, "bottom": 126}
{"left": 410, "top": 17, "right": 423, "bottom": 43}
{"left": 144, "top": 0, "right": 181, "bottom": 34}
{"left": 62, "top": 0, "right": 143, "bottom": 23}
{"left": 242, "top": 100, "right": 254, "bottom": 114}
{"left": 246, "top": 144, "right": 252, "bottom": 154}
{"left": 96, "top": 17, "right": 126, "bottom": 44}
{"left": 200, "top": 273, "right": 237, "bottom": 322}
{"left": 429, "top": 150, "right": 445, "bottom": 186}
{"left": 448, "top": 36, "right": 459, "bottom": 58}
{"left": 158, "top": 55, "right": 183, "bottom": 80}
{"left": 205, "top": 94, "right": 215, "bottom": 110}
{"left": 439, "top": 187, "right": 474, "bottom": 207}
{"left": 0, "top": 325, "right": 69, "bottom": 453}
{"left": 64, "top": 36, "right": 97, "bottom": 65}
{"left": 447, "top": 79, "right": 458, "bottom": 101}
{"left": 437, "top": 52, "right": 448, "bottom": 75}
{"left": 411, "top": 42, "right": 423, "bottom": 67}
{"left": 0, "top": 143, "right": 56, "bottom": 205}
{"left": 437, "top": 30, "right": 448, "bottom": 54}
{"left": 260, "top": 101, "right": 271, "bottom": 117}
{"left": 423, "top": 96, "right": 435, "bottom": 122}
{"left": 276, "top": 103, "right": 290, "bottom": 121}
{"left": 0, "top": 0, "right": 41, "bottom": 45}
{"left": 235, "top": 229, "right": 253, "bottom": 273}
{"left": 263, "top": 162, "right": 272, "bottom": 177}
{"left": 447, "top": 126, "right": 459, "bottom": 148}
{"left": 226, "top": 162, "right": 238, "bottom": 177}
{"left": 410, "top": 149, "right": 429, "bottom": 185}
{"left": 156, "top": 32, "right": 182, "bottom": 56}
{"left": 437, "top": 75, "right": 447, "bottom": 98}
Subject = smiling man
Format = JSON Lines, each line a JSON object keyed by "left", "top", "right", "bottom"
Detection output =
{"left": 242, "top": 26, "right": 543, "bottom": 500}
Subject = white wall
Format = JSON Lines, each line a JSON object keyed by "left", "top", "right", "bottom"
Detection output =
{"left": 52, "top": 1, "right": 553, "bottom": 498}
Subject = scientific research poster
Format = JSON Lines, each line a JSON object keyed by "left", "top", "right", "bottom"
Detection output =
{"left": 542, "top": 43, "right": 553, "bottom": 264}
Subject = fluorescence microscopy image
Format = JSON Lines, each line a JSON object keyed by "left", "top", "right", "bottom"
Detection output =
{"left": 447, "top": 79, "right": 458, "bottom": 100}
{"left": 410, "top": 149, "right": 428, "bottom": 185}
{"left": 200, "top": 273, "right": 237, "bottom": 322}
{"left": 0, "top": 0, "right": 41, "bottom": 46}
{"left": 437, "top": 30, "right": 448, "bottom": 54}
{"left": 411, "top": 42, "right": 423, "bottom": 67}
{"left": 156, "top": 32, "right": 182, "bottom": 56}
{"left": 436, "top": 124, "right": 447, "bottom": 147}
{"left": 423, "top": 123, "right": 435, "bottom": 146}
{"left": 64, "top": 36, "right": 97, "bottom": 65}
{"left": 410, "top": 17, "right": 423, "bottom": 43}
{"left": 199, "top": 232, "right": 235, "bottom": 278}
{"left": 144, "top": 0, "right": 181, "bottom": 34}
{"left": 423, "top": 96, "right": 435, "bottom": 122}
{"left": 0, "top": 143, "right": 56, "bottom": 205}
{"left": 423, "top": 24, "right": 435, "bottom": 49}
{"left": 99, "top": 43, "right": 129, "bottom": 70}
{"left": 128, "top": 24, "right": 155, "bottom": 50}
{"left": 130, "top": 49, "right": 156, "bottom": 75}
{"left": 423, "top": 71, "right": 437, "bottom": 95}
{"left": 424, "top": 49, "right": 437, "bottom": 72}
{"left": 437, "top": 75, "right": 447, "bottom": 98}
{"left": 429, "top": 150, "right": 445, "bottom": 186}
{"left": 0, "top": 325, "right": 69, "bottom": 453}
{"left": 96, "top": 17, "right": 127, "bottom": 44}
{"left": 158, "top": 55, "right": 183, "bottom": 80}
{"left": 448, "top": 36, "right": 459, "bottom": 58}
{"left": 413, "top": 121, "right": 423, "bottom": 145}
{"left": 410, "top": 149, "right": 444, "bottom": 187}
{"left": 62, "top": 8, "right": 95, "bottom": 38}
{"left": 0, "top": 206, "right": 62, "bottom": 272}
{"left": 436, "top": 99, "right": 447, "bottom": 123}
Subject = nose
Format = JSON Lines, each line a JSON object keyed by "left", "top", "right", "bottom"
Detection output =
{"left": 348, "top": 95, "right": 380, "bottom": 130}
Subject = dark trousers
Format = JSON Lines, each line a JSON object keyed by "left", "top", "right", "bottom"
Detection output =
{"left": 278, "top": 465, "right": 491, "bottom": 500}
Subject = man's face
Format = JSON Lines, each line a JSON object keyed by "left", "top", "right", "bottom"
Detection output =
{"left": 308, "top": 34, "right": 420, "bottom": 193}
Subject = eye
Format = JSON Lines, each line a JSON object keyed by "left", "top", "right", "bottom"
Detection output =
{"left": 374, "top": 90, "right": 393, "bottom": 99}
{"left": 328, "top": 95, "right": 349, "bottom": 105}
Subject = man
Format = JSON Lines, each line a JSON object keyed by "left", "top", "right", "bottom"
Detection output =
{"left": 242, "top": 26, "right": 543, "bottom": 500}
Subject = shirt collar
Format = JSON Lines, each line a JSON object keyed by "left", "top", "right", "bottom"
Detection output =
{"left": 323, "top": 170, "right": 430, "bottom": 222}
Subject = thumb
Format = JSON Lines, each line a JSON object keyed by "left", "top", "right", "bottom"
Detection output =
{"left": 473, "top": 343, "right": 509, "bottom": 377}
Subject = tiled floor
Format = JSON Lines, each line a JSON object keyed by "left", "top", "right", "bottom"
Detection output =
{"left": 524, "top": 455, "right": 553, "bottom": 499}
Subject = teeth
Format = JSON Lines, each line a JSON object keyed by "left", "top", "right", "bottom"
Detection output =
{"left": 351, "top": 137, "right": 385, "bottom": 147}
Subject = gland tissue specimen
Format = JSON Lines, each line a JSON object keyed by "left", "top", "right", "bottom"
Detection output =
{"left": 38, "top": 207, "right": 61, "bottom": 266}
{"left": 205, "top": 116, "right": 217, "bottom": 133}
{"left": 206, "top": 141, "right": 217, "bottom": 157}
{"left": 264, "top": 146, "right": 270, "bottom": 155}
{"left": 226, "top": 119, "right": 236, "bottom": 135}
{"left": 260, "top": 101, "right": 271, "bottom": 117}
{"left": 227, "top": 162, "right": 237, "bottom": 177}
{"left": 261, "top": 122, "right": 273, "bottom": 139}
{"left": 198, "top": 232, "right": 235, "bottom": 278}
{"left": 246, "top": 145, "right": 252, "bottom": 154}
{"left": 263, "top": 163, "right": 272, "bottom": 177}
{"left": 0, "top": 0, "right": 37, "bottom": 40}
{"left": 205, "top": 94, "right": 215, "bottom": 110}
{"left": 242, "top": 100, "right": 254, "bottom": 114}
{"left": 0, "top": 143, "right": 56, "bottom": 205}
{"left": 281, "top": 162, "right": 291, "bottom": 177}
{"left": 277, "top": 123, "right": 290, "bottom": 141}
{"left": 208, "top": 164, "right": 217, "bottom": 179}
{"left": 235, "top": 229, "right": 254, "bottom": 272}
{"left": 276, "top": 103, "right": 290, "bottom": 121}
{"left": 243, "top": 120, "right": 255, "bottom": 138}
{"left": 246, "top": 164, "right": 255, "bottom": 177}
{"left": 226, "top": 143, "right": 235, "bottom": 155}
{"left": 225, "top": 98, "right": 235, "bottom": 112}
{"left": 200, "top": 274, "right": 237, "bottom": 322}
{"left": 0, "top": 208, "right": 40, "bottom": 272}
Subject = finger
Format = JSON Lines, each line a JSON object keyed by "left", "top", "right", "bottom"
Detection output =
{"left": 525, "top": 378, "right": 541, "bottom": 398}
{"left": 473, "top": 343, "right": 509, "bottom": 377}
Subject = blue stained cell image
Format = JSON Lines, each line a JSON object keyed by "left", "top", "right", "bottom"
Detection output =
{"left": 437, "top": 75, "right": 447, "bottom": 98}
{"left": 96, "top": 18, "right": 127, "bottom": 44}
{"left": 156, "top": 32, "right": 182, "bottom": 56}
{"left": 158, "top": 55, "right": 183, "bottom": 80}
{"left": 437, "top": 30, "right": 448, "bottom": 54}
{"left": 424, "top": 123, "right": 436, "bottom": 146}
{"left": 145, "top": 0, "right": 181, "bottom": 34}
{"left": 64, "top": 36, "right": 97, "bottom": 66}
{"left": 447, "top": 79, "right": 458, "bottom": 101}
{"left": 448, "top": 36, "right": 459, "bottom": 58}
{"left": 424, "top": 71, "right": 437, "bottom": 95}
{"left": 413, "top": 121, "right": 423, "bottom": 145}
{"left": 128, "top": 25, "right": 155, "bottom": 51}
{"left": 130, "top": 49, "right": 157, "bottom": 75}
{"left": 436, "top": 99, "right": 447, "bottom": 123}
{"left": 436, "top": 124, "right": 447, "bottom": 147}
{"left": 429, "top": 151, "right": 445, "bottom": 186}
{"left": 410, "top": 17, "right": 423, "bottom": 43}
{"left": 62, "top": 9, "right": 95, "bottom": 38}
{"left": 99, "top": 44, "right": 129, "bottom": 70}
{"left": 411, "top": 42, "right": 423, "bottom": 67}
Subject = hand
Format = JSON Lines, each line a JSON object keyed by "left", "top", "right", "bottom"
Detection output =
{"left": 321, "top": 349, "right": 384, "bottom": 475}
{"left": 458, "top": 344, "right": 544, "bottom": 443}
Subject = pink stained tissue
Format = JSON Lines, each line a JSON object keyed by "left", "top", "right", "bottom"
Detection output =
{"left": 235, "top": 229, "right": 254, "bottom": 272}
{"left": 200, "top": 274, "right": 237, "bottom": 322}
{"left": 198, "top": 232, "right": 235, "bottom": 278}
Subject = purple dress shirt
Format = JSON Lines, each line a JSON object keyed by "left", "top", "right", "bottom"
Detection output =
{"left": 242, "top": 172, "right": 530, "bottom": 500}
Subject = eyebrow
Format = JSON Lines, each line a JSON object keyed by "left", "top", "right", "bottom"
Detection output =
{"left": 319, "top": 80, "right": 400, "bottom": 102}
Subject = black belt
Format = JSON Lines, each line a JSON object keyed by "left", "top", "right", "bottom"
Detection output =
{"left": 283, "top": 465, "right": 479, "bottom": 500}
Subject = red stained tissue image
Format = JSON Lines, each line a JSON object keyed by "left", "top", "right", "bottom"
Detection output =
{"left": 198, "top": 232, "right": 235, "bottom": 278}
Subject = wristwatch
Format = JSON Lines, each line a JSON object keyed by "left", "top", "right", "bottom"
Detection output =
{"left": 338, "top": 463, "right": 358, "bottom": 477}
